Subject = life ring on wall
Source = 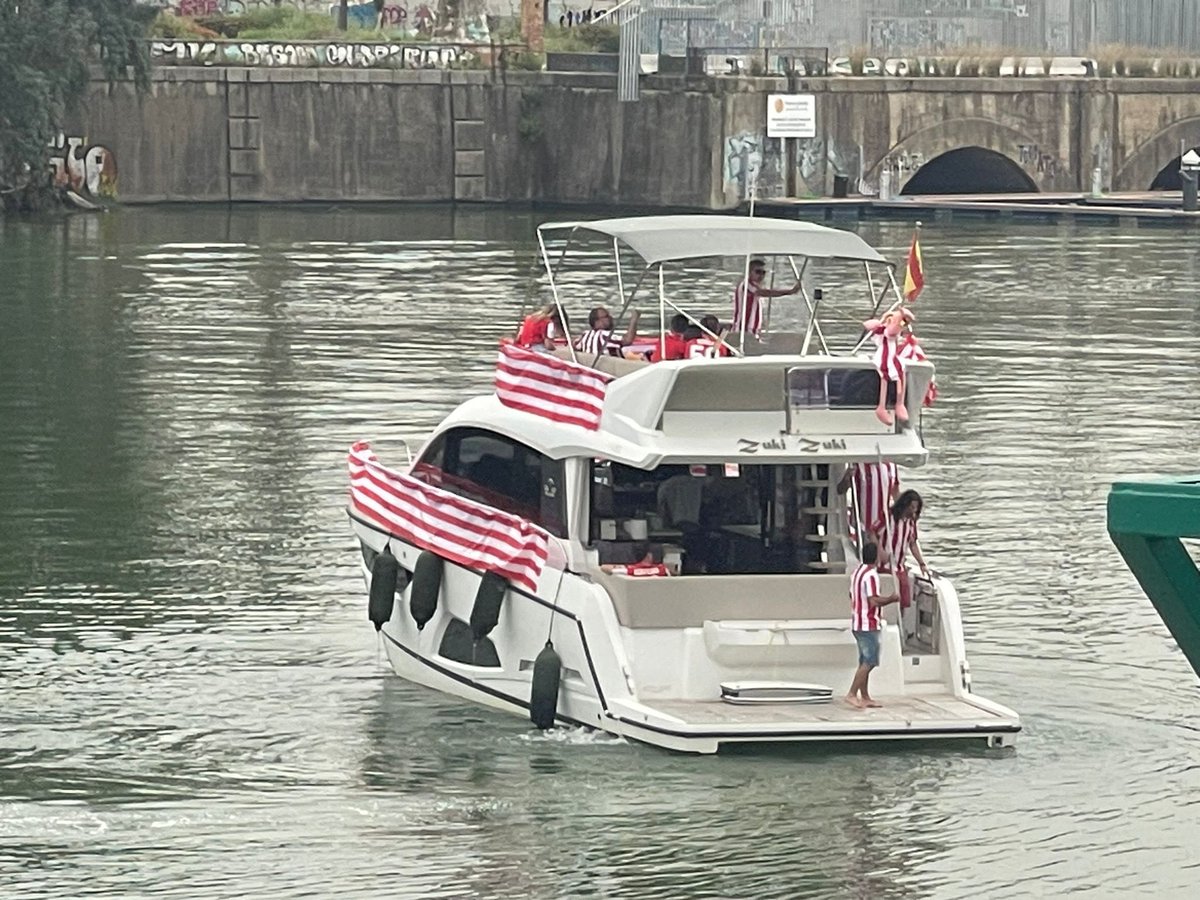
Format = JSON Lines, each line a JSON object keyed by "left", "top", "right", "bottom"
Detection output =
{"left": 409, "top": 550, "right": 443, "bottom": 631}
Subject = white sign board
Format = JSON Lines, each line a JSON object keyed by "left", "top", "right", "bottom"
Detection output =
{"left": 766, "top": 94, "right": 817, "bottom": 139}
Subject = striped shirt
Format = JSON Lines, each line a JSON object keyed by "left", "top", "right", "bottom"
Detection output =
{"left": 850, "top": 563, "right": 882, "bottom": 631}
{"left": 849, "top": 461, "right": 898, "bottom": 537}
{"left": 575, "top": 327, "right": 621, "bottom": 357}
{"left": 732, "top": 279, "right": 763, "bottom": 336}
{"left": 868, "top": 323, "right": 903, "bottom": 381}
{"left": 882, "top": 515, "right": 918, "bottom": 572}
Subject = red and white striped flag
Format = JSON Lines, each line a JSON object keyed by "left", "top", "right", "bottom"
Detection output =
{"left": 495, "top": 342, "right": 613, "bottom": 431}
{"left": 347, "top": 441, "right": 550, "bottom": 592}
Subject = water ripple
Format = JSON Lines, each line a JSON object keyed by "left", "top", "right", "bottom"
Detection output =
{"left": 2, "top": 207, "right": 1200, "bottom": 898}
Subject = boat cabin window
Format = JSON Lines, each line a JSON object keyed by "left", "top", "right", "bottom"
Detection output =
{"left": 787, "top": 366, "right": 887, "bottom": 408}
{"left": 590, "top": 460, "right": 841, "bottom": 574}
{"left": 411, "top": 427, "right": 567, "bottom": 537}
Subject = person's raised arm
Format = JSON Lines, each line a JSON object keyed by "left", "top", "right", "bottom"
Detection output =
{"left": 757, "top": 281, "right": 802, "bottom": 299}
{"left": 619, "top": 309, "right": 641, "bottom": 346}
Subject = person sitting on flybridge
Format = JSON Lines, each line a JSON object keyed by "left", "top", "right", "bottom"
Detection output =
{"left": 515, "top": 304, "right": 567, "bottom": 353}
{"left": 648, "top": 313, "right": 689, "bottom": 362}
{"left": 732, "top": 259, "right": 801, "bottom": 338}
{"left": 575, "top": 306, "right": 643, "bottom": 358}
{"left": 687, "top": 314, "right": 733, "bottom": 358}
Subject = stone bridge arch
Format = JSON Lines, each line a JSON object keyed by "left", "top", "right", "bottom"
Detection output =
{"left": 1114, "top": 118, "right": 1200, "bottom": 191}
{"left": 863, "top": 117, "right": 1066, "bottom": 194}
{"left": 902, "top": 147, "right": 1037, "bottom": 194}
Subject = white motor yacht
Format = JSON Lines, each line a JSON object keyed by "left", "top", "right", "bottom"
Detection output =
{"left": 347, "top": 215, "right": 1021, "bottom": 754}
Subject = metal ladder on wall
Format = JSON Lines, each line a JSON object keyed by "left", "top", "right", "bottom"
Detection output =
{"left": 797, "top": 463, "right": 846, "bottom": 574}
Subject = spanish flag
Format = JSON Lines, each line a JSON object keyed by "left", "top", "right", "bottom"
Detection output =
{"left": 902, "top": 228, "right": 924, "bottom": 301}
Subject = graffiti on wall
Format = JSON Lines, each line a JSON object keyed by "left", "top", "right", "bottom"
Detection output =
{"left": 723, "top": 132, "right": 782, "bottom": 201}
{"left": 173, "top": 0, "right": 220, "bottom": 14}
{"left": 49, "top": 133, "right": 118, "bottom": 199}
{"left": 150, "top": 39, "right": 468, "bottom": 67}
{"left": 148, "top": 0, "right": 491, "bottom": 39}
{"left": 792, "top": 137, "right": 860, "bottom": 195}
{"left": 868, "top": 17, "right": 967, "bottom": 54}
{"left": 342, "top": 2, "right": 438, "bottom": 31}
{"left": 1018, "top": 142, "right": 1060, "bottom": 178}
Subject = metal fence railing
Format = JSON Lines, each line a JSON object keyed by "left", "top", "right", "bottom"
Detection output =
{"left": 682, "top": 44, "right": 828, "bottom": 76}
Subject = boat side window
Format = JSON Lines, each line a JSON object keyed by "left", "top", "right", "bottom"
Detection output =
{"left": 788, "top": 367, "right": 883, "bottom": 408}
{"left": 422, "top": 426, "right": 566, "bottom": 537}
{"left": 591, "top": 460, "right": 844, "bottom": 574}
{"left": 410, "top": 434, "right": 447, "bottom": 485}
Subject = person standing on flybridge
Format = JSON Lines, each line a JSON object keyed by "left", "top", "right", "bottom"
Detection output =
{"left": 732, "top": 259, "right": 801, "bottom": 338}
{"left": 846, "top": 542, "right": 900, "bottom": 709}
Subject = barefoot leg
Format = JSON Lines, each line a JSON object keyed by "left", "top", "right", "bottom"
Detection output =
{"left": 863, "top": 697, "right": 882, "bottom": 708}
{"left": 894, "top": 374, "right": 909, "bottom": 422}
{"left": 847, "top": 664, "right": 869, "bottom": 706}
{"left": 875, "top": 377, "right": 894, "bottom": 425}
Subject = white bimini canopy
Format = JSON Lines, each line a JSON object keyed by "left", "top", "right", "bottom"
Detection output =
{"left": 539, "top": 215, "right": 889, "bottom": 266}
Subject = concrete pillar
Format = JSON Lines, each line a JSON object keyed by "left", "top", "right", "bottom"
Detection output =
{"left": 522, "top": 0, "right": 545, "bottom": 53}
{"left": 1182, "top": 151, "right": 1200, "bottom": 212}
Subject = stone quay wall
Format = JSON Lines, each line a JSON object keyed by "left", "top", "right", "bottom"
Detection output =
{"left": 60, "top": 66, "right": 1200, "bottom": 208}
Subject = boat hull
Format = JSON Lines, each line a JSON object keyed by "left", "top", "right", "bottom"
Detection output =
{"left": 354, "top": 517, "right": 1021, "bottom": 755}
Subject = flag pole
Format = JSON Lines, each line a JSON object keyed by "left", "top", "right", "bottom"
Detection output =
{"left": 738, "top": 172, "right": 759, "bottom": 354}
{"left": 877, "top": 443, "right": 899, "bottom": 643}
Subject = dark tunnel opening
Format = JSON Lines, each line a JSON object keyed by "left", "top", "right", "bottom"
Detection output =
{"left": 1150, "top": 150, "right": 1200, "bottom": 190}
{"left": 900, "top": 147, "right": 1039, "bottom": 195}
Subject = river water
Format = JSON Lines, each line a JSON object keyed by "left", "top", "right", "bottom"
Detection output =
{"left": 1, "top": 205, "right": 1198, "bottom": 898}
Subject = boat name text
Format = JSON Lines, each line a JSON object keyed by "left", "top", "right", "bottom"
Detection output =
{"left": 737, "top": 436, "right": 847, "bottom": 454}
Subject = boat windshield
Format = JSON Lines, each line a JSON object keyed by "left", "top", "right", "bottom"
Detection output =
{"left": 590, "top": 459, "right": 847, "bottom": 575}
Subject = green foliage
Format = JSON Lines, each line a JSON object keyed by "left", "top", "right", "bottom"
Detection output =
{"left": 543, "top": 24, "right": 619, "bottom": 54}
{"left": 188, "top": 8, "right": 382, "bottom": 42}
{"left": 148, "top": 12, "right": 219, "bottom": 40}
{"left": 237, "top": 9, "right": 353, "bottom": 40}
{"left": 0, "top": 0, "right": 150, "bottom": 212}
{"left": 508, "top": 51, "right": 546, "bottom": 72}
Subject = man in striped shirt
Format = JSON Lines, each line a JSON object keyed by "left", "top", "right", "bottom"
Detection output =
{"left": 838, "top": 460, "right": 900, "bottom": 546}
{"left": 732, "top": 259, "right": 801, "bottom": 338}
{"left": 575, "top": 306, "right": 641, "bottom": 358}
{"left": 847, "top": 542, "right": 900, "bottom": 709}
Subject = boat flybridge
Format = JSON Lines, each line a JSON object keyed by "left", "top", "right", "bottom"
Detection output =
{"left": 349, "top": 215, "right": 1020, "bottom": 754}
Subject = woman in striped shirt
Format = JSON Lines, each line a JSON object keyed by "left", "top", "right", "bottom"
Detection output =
{"left": 882, "top": 489, "right": 929, "bottom": 610}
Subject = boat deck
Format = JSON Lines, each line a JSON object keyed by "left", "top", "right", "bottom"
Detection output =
{"left": 611, "top": 692, "right": 1020, "bottom": 751}
{"left": 649, "top": 693, "right": 1007, "bottom": 727}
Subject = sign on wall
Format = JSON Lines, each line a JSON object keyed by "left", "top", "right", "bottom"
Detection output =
{"left": 766, "top": 94, "right": 817, "bottom": 139}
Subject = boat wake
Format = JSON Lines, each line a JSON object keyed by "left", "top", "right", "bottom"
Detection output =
{"left": 515, "top": 726, "right": 628, "bottom": 748}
